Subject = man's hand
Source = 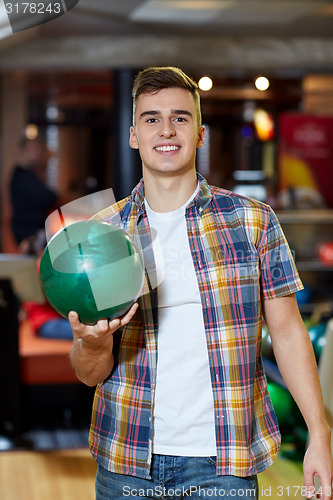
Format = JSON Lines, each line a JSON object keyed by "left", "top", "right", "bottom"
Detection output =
{"left": 303, "top": 436, "right": 333, "bottom": 500}
{"left": 69, "top": 302, "right": 139, "bottom": 347}
{"left": 68, "top": 302, "right": 139, "bottom": 386}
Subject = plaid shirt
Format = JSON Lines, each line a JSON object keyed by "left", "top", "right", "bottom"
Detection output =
{"left": 89, "top": 174, "right": 303, "bottom": 478}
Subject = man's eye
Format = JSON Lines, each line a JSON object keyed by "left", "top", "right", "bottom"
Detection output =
{"left": 174, "top": 117, "right": 187, "bottom": 122}
{"left": 147, "top": 118, "right": 158, "bottom": 123}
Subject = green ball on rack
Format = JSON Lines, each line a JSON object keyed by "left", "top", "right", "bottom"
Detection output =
{"left": 267, "top": 382, "right": 295, "bottom": 427}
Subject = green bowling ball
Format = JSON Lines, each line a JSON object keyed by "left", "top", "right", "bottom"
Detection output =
{"left": 40, "top": 220, "right": 144, "bottom": 325}
{"left": 267, "top": 382, "right": 295, "bottom": 427}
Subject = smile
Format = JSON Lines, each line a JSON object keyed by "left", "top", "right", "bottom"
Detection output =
{"left": 155, "top": 145, "right": 180, "bottom": 152}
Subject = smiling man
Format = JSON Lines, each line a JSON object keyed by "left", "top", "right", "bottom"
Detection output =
{"left": 69, "top": 67, "right": 333, "bottom": 499}
{"left": 129, "top": 86, "right": 205, "bottom": 212}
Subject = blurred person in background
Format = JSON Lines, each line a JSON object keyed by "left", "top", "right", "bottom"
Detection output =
{"left": 10, "top": 136, "right": 58, "bottom": 245}
{"left": 21, "top": 228, "right": 73, "bottom": 340}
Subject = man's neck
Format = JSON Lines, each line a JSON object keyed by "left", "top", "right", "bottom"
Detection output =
{"left": 143, "top": 170, "right": 198, "bottom": 213}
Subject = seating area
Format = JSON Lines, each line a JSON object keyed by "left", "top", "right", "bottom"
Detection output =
{"left": 7, "top": 318, "right": 94, "bottom": 448}
{"left": 19, "top": 319, "right": 78, "bottom": 386}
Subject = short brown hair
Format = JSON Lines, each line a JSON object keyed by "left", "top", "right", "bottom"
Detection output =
{"left": 132, "top": 66, "right": 202, "bottom": 127}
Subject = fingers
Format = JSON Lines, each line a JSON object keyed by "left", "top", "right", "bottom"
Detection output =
{"left": 108, "top": 303, "right": 138, "bottom": 331}
{"left": 304, "top": 475, "right": 333, "bottom": 500}
{"left": 318, "top": 479, "right": 333, "bottom": 500}
{"left": 304, "top": 473, "right": 331, "bottom": 500}
{"left": 119, "top": 302, "right": 139, "bottom": 326}
{"left": 68, "top": 302, "right": 139, "bottom": 335}
{"left": 304, "top": 472, "right": 315, "bottom": 499}
{"left": 96, "top": 318, "right": 110, "bottom": 332}
{"left": 316, "top": 471, "right": 333, "bottom": 500}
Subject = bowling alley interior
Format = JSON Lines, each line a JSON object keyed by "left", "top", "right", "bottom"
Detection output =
{"left": 1, "top": 1, "right": 333, "bottom": 499}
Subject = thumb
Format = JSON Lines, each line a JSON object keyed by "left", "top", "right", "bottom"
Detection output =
{"left": 68, "top": 311, "right": 79, "bottom": 325}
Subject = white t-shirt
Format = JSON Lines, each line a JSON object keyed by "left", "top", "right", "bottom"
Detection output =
{"left": 145, "top": 186, "right": 217, "bottom": 456}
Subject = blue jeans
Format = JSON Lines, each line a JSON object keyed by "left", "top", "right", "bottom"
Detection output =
{"left": 95, "top": 455, "right": 258, "bottom": 499}
{"left": 38, "top": 318, "right": 73, "bottom": 340}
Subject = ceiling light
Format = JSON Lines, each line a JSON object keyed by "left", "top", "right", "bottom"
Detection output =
{"left": 25, "top": 124, "right": 39, "bottom": 140}
{"left": 129, "top": 0, "right": 232, "bottom": 24}
{"left": 255, "top": 76, "right": 270, "bottom": 91}
{"left": 198, "top": 76, "right": 213, "bottom": 91}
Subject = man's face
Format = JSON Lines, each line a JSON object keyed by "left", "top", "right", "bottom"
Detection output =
{"left": 23, "top": 140, "right": 50, "bottom": 170}
{"left": 130, "top": 87, "right": 205, "bottom": 178}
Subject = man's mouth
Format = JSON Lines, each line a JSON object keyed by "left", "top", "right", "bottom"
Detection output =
{"left": 155, "top": 145, "right": 181, "bottom": 152}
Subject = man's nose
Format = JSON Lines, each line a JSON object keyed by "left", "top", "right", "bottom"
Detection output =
{"left": 159, "top": 120, "right": 176, "bottom": 138}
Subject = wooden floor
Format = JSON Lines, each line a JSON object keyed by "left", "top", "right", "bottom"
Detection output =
{"left": 259, "top": 453, "right": 304, "bottom": 498}
{"left": 0, "top": 448, "right": 97, "bottom": 500}
{"left": 0, "top": 447, "right": 304, "bottom": 500}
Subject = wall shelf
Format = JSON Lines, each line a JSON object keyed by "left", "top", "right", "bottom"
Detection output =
{"left": 277, "top": 209, "right": 333, "bottom": 313}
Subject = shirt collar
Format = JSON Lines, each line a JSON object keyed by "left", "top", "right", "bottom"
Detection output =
{"left": 131, "top": 173, "right": 213, "bottom": 216}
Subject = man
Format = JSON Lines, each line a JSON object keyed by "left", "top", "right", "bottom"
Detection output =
{"left": 69, "top": 67, "right": 333, "bottom": 499}
{"left": 10, "top": 137, "right": 57, "bottom": 245}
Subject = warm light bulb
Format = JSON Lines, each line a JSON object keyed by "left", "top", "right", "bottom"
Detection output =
{"left": 255, "top": 76, "right": 270, "bottom": 91}
{"left": 25, "top": 124, "right": 39, "bottom": 140}
{"left": 198, "top": 76, "right": 213, "bottom": 91}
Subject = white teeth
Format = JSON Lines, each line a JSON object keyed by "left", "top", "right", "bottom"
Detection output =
{"left": 155, "top": 145, "right": 179, "bottom": 152}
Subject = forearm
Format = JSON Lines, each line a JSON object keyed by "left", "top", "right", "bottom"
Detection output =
{"left": 68, "top": 305, "right": 138, "bottom": 387}
{"left": 70, "top": 338, "right": 114, "bottom": 387}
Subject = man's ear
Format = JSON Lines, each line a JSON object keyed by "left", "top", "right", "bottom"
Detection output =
{"left": 129, "top": 126, "right": 139, "bottom": 150}
{"left": 196, "top": 125, "right": 206, "bottom": 149}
